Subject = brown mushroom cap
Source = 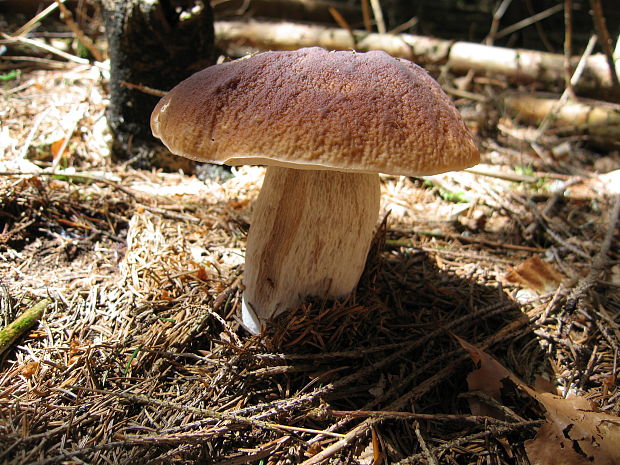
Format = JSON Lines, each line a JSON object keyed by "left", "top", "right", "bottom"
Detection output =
{"left": 151, "top": 47, "right": 479, "bottom": 176}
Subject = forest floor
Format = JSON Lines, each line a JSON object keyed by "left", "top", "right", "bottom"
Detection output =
{"left": 1, "top": 15, "right": 620, "bottom": 465}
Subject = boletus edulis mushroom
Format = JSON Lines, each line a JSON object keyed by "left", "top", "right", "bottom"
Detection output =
{"left": 150, "top": 47, "right": 480, "bottom": 334}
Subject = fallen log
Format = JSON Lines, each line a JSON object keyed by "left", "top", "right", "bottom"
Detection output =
{"left": 503, "top": 93, "right": 620, "bottom": 148}
{"left": 214, "top": 20, "right": 620, "bottom": 101}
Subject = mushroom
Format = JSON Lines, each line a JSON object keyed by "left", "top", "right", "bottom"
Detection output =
{"left": 150, "top": 47, "right": 479, "bottom": 334}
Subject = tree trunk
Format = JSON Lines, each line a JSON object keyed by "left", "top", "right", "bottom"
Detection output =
{"left": 102, "top": 0, "right": 214, "bottom": 168}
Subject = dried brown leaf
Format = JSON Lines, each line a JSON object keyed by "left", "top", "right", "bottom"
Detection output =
{"left": 457, "top": 337, "right": 620, "bottom": 465}
{"left": 504, "top": 255, "right": 564, "bottom": 292}
{"left": 20, "top": 361, "right": 40, "bottom": 378}
{"left": 525, "top": 393, "right": 620, "bottom": 465}
{"left": 524, "top": 422, "right": 591, "bottom": 465}
{"left": 533, "top": 375, "right": 558, "bottom": 395}
{"left": 50, "top": 138, "right": 66, "bottom": 158}
{"left": 454, "top": 335, "right": 524, "bottom": 417}
{"left": 456, "top": 335, "right": 510, "bottom": 400}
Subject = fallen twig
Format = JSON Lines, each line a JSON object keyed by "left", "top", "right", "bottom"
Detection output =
{"left": 120, "top": 80, "right": 167, "bottom": 97}
{"left": 484, "top": 0, "right": 512, "bottom": 45}
{"left": 523, "top": 177, "right": 583, "bottom": 238}
{"left": 394, "top": 420, "right": 543, "bottom": 464}
{"left": 360, "top": 0, "right": 372, "bottom": 32}
{"left": 537, "top": 33, "right": 597, "bottom": 136}
{"left": 589, "top": 0, "right": 620, "bottom": 90}
{"left": 55, "top": 0, "right": 104, "bottom": 62}
{"left": 328, "top": 408, "right": 523, "bottom": 425}
{"left": 69, "top": 387, "right": 345, "bottom": 440}
{"left": 1, "top": 32, "right": 90, "bottom": 65}
{"left": 564, "top": 0, "right": 574, "bottom": 95}
{"left": 464, "top": 166, "right": 538, "bottom": 183}
{"left": 0, "top": 170, "right": 135, "bottom": 197}
{"left": 13, "top": 0, "right": 64, "bottom": 36}
{"left": 369, "top": 0, "right": 386, "bottom": 34}
{"left": 0, "top": 298, "right": 52, "bottom": 356}
{"left": 386, "top": 234, "right": 545, "bottom": 253}
{"left": 495, "top": 3, "right": 564, "bottom": 41}
{"left": 414, "top": 421, "right": 439, "bottom": 465}
{"left": 0, "top": 170, "right": 201, "bottom": 223}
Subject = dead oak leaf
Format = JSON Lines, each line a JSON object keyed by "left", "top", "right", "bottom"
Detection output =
{"left": 456, "top": 336, "right": 620, "bottom": 464}
{"left": 454, "top": 334, "right": 525, "bottom": 418}
{"left": 504, "top": 255, "right": 564, "bottom": 293}
{"left": 525, "top": 422, "right": 591, "bottom": 465}
{"left": 525, "top": 393, "right": 620, "bottom": 465}
{"left": 455, "top": 335, "right": 512, "bottom": 398}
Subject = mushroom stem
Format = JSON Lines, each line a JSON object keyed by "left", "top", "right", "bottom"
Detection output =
{"left": 242, "top": 166, "right": 381, "bottom": 333}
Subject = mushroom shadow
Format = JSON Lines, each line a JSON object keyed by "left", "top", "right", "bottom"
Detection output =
{"left": 234, "top": 227, "right": 549, "bottom": 457}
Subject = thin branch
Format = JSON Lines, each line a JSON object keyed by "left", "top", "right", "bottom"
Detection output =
{"left": 395, "top": 420, "right": 543, "bottom": 464}
{"left": 463, "top": 166, "right": 538, "bottom": 183}
{"left": 120, "top": 80, "right": 167, "bottom": 97}
{"left": 369, "top": 0, "right": 385, "bottom": 34}
{"left": 537, "top": 34, "right": 598, "bottom": 137}
{"left": 495, "top": 3, "right": 563, "bottom": 40}
{"left": 525, "top": 0, "right": 554, "bottom": 51}
{"left": 1, "top": 32, "right": 89, "bottom": 65}
{"left": 386, "top": 233, "right": 545, "bottom": 253}
{"left": 69, "top": 387, "right": 345, "bottom": 440}
{"left": 361, "top": 0, "right": 372, "bottom": 32}
{"left": 328, "top": 409, "right": 525, "bottom": 426}
{"left": 0, "top": 170, "right": 137, "bottom": 198}
{"left": 389, "top": 15, "right": 419, "bottom": 35}
{"left": 523, "top": 177, "right": 582, "bottom": 238}
{"left": 55, "top": 0, "right": 104, "bottom": 62}
{"left": 13, "top": 1, "right": 64, "bottom": 36}
{"left": 564, "top": 0, "right": 574, "bottom": 94}
{"left": 485, "top": 0, "right": 513, "bottom": 45}
{"left": 0, "top": 171, "right": 201, "bottom": 223}
{"left": 328, "top": 7, "right": 355, "bottom": 47}
{"left": 589, "top": 0, "right": 620, "bottom": 90}
{"left": 414, "top": 421, "right": 439, "bottom": 465}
